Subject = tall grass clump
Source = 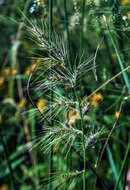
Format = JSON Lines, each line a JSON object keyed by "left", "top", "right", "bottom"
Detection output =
{"left": 26, "top": 21, "right": 107, "bottom": 190}
{"left": 23, "top": 1, "right": 130, "bottom": 190}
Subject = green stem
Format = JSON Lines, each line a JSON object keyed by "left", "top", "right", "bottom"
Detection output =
{"left": 106, "top": 145, "right": 122, "bottom": 189}
{"left": 108, "top": 30, "right": 130, "bottom": 94}
{"left": 63, "top": 0, "right": 72, "bottom": 72}
{"left": 114, "top": 141, "right": 130, "bottom": 190}
{"left": 74, "top": 88, "right": 86, "bottom": 190}
{"left": 49, "top": 1, "right": 53, "bottom": 190}
{"left": 0, "top": 136, "right": 17, "bottom": 190}
{"left": 49, "top": 0, "right": 53, "bottom": 39}
{"left": 9, "top": 0, "right": 31, "bottom": 98}
{"left": 63, "top": 1, "right": 74, "bottom": 184}
{"left": 105, "top": 6, "right": 130, "bottom": 94}
{"left": 80, "top": 109, "right": 86, "bottom": 190}
{"left": 29, "top": 111, "right": 39, "bottom": 190}
{"left": 80, "top": 0, "right": 85, "bottom": 56}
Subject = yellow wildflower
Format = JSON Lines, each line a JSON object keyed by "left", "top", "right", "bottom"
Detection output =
{"left": 37, "top": 99, "right": 45, "bottom": 113}
{"left": 0, "top": 114, "right": 2, "bottom": 123}
{"left": 0, "top": 77, "right": 5, "bottom": 86}
{"left": 25, "top": 59, "right": 41, "bottom": 76}
{"left": 39, "top": 0, "right": 45, "bottom": 6}
{"left": 114, "top": 111, "right": 120, "bottom": 119}
{"left": 126, "top": 11, "right": 130, "bottom": 20}
{"left": 91, "top": 93, "right": 103, "bottom": 107}
{"left": 86, "top": 0, "right": 91, "bottom": 3}
{"left": 12, "top": 68, "right": 18, "bottom": 75}
{"left": 0, "top": 184, "right": 8, "bottom": 190}
{"left": 25, "top": 67, "right": 31, "bottom": 76}
{"left": 17, "top": 98, "right": 26, "bottom": 109}
{"left": 121, "top": 0, "right": 129, "bottom": 5}
{"left": 2, "top": 67, "right": 10, "bottom": 77}
{"left": 32, "top": 58, "right": 41, "bottom": 69}
{"left": 36, "top": 58, "right": 41, "bottom": 64}
{"left": 68, "top": 109, "right": 79, "bottom": 124}
{"left": 31, "top": 64, "right": 37, "bottom": 70}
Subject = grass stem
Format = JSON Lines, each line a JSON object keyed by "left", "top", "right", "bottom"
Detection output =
{"left": 49, "top": 1, "right": 54, "bottom": 190}
{"left": 114, "top": 141, "right": 130, "bottom": 190}
{"left": 80, "top": 0, "right": 85, "bottom": 56}
{"left": 108, "top": 30, "right": 130, "bottom": 94}
{"left": 63, "top": 0, "right": 72, "bottom": 72}
{"left": 0, "top": 136, "right": 17, "bottom": 190}
{"left": 74, "top": 88, "right": 86, "bottom": 190}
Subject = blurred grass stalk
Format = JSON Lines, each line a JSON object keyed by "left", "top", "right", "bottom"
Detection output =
{"left": 102, "top": 11, "right": 130, "bottom": 94}
{"left": 0, "top": 136, "right": 17, "bottom": 190}
{"left": 29, "top": 111, "right": 39, "bottom": 190}
{"left": 110, "top": 0, "right": 130, "bottom": 95}
{"left": 9, "top": 0, "right": 32, "bottom": 98}
{"left": 63, "top": 0, "right": 71, "bottom": 71}
{"left": 114, "top": 141, "right": 130, "bottom": 190}
{"left": 108, "top": 31, "right": 130, "bottom": 94}
{"left": 9, "top": 0, "right": 39, "bottom": 189}
{"left": 49, "top": 0, "right": 54, "bottom": 190}
{"left": 106, "top": 145, "right": 122, "bottom": 189}
{"left": 80, "top": 0, "right": 85, "bottom": 56}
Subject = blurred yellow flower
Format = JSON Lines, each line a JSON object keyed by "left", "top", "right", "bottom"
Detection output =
{"left": 126, "top": 11, "right": 130, "bottom": 20}
{"left": 25, "top": 59, "right": 41, "bottom": 76}
{"left": 25, "top": 67, "right": 31, "bottom": 76}
{"left": 91, "top": 93, "right": 103, "bottom": 107}
{"left": 2, "top": 67, "right": 10, "bottom": 77}
{"left": 68, "top": 109, "right": 79, "bottom": 124}
{"left": 37, "top": 99, "right": 45, "bottom": 113}
{"left": 0, "top": 184, "right": 8, "bottom": 190}
{"left": 86, "top": 0, "right": 91, "bottom": 3}
{"left": 17, "top": 98, "right": 26, "bottom": 109}
{"left": 12, "top": 68, "right": 18, "bottom": 75}
{"left": 114, "top": 111, "right": 120, "bottom": 119}
{"left": 31, "top": 64, "right": 37, "bottom": 70}
{"left": 0, "top": 114, "right": 2, "bottom": 123}
{"left": 39, "top": 0, "right": 45, "bottom": 6}
{"left": 0, "top": 77, "right": 5, "bottom": 86}
{"left": 121, "top": 0, "right": 129, "bottom": 5}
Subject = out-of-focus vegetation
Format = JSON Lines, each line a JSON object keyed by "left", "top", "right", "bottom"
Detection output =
{"left": 0, "top": 0, "right": 130, "bottom": 190}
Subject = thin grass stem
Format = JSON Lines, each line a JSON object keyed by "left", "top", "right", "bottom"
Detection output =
{"left": 0, "top": 136, "right": 17, "bottom": 190}
{"left": 108, "top": 30, "right": 130, "bottom": 94}
{"left": 29, "top": 110, "right": 39, "bottom": 190}
{"left": 82, "top": 65, "right": 130, "bottom": 104}
{"left": 102, "top": 14, "right": 130, "bottom": 94}
{"left": 114, "top": 141, "right": 130, "bottom": 190}
{"left": 73, "top": 87, "right": 86, "bottom": 190}
{"left": 80, "top": 0, "right": 85, "bottom": 56}
{"left": 49, "top": 1, "right": 54, "bottom": 190}
{"left": 106, "top": 144, "right": 122, "bottom": 189}
{"left": 63, "top": 0, "right": 72, "bottom": 72}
